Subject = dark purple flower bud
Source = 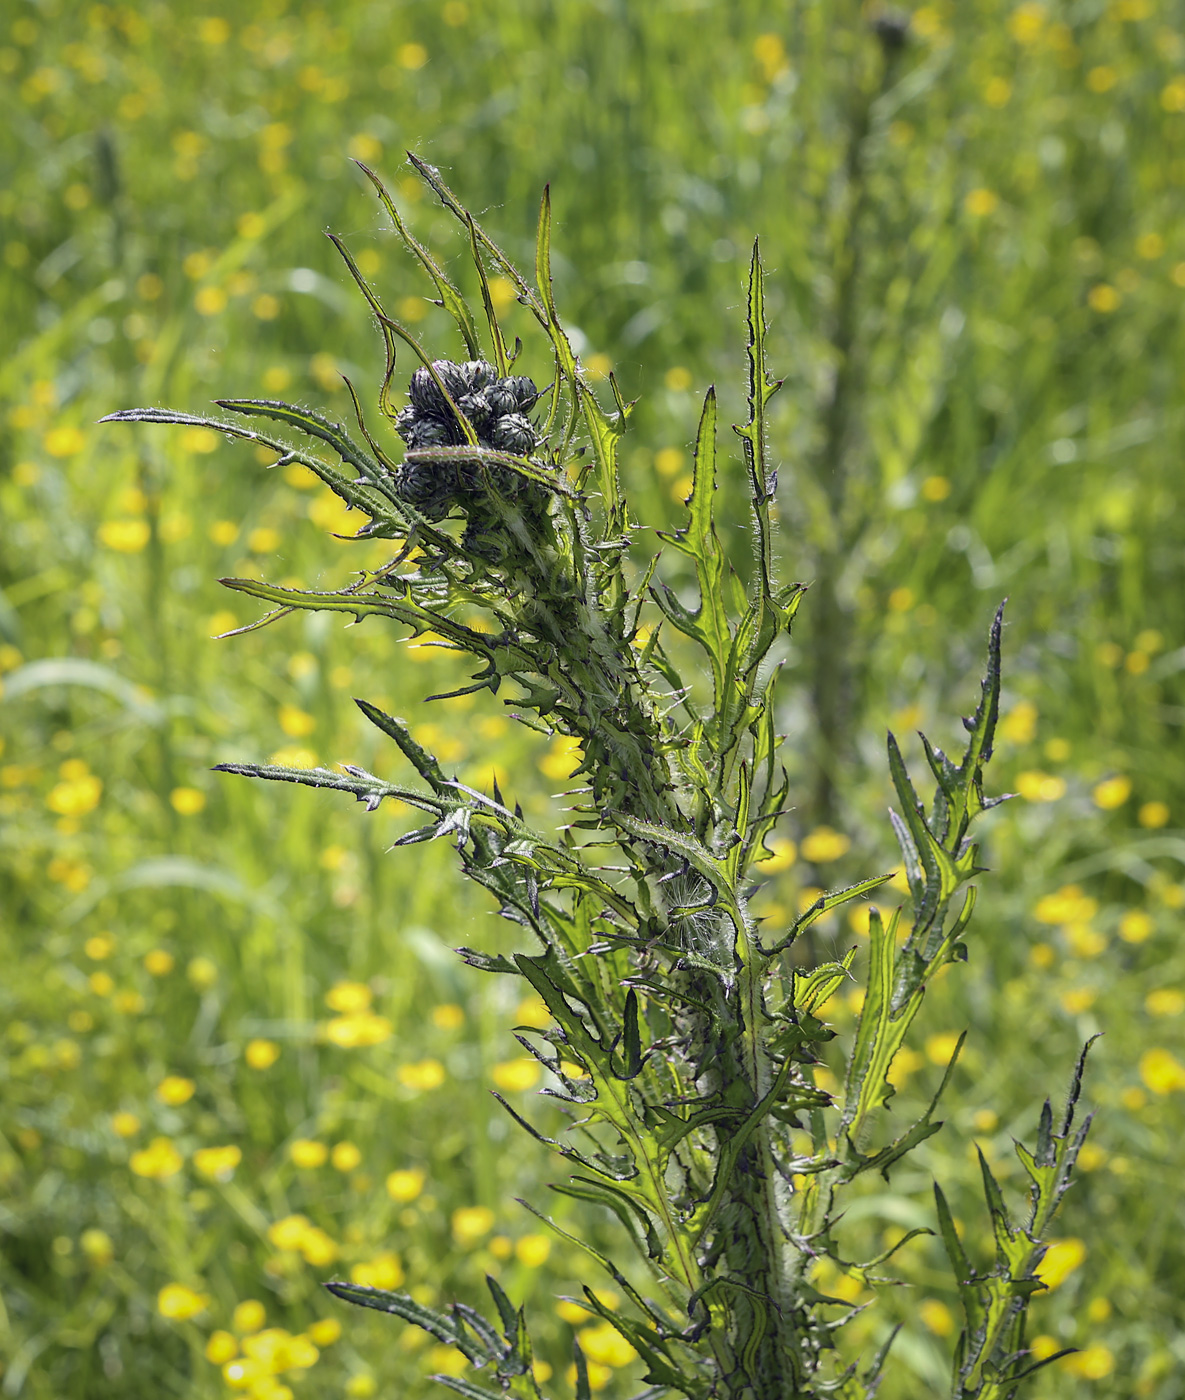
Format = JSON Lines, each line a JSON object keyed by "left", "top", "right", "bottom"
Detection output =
{"left": 457, "top": 391, "right": 494, "bottom": 435}
{"left": 459, "top": 360, "right": 496, "bottom": 393}
{"left": 490, "top": 413, "right": 536, "bottom": 456}
{"left": 504, "top": 375, "right": 539, "bottom": 411}
{"left": 484, "top": 381, "right": 519, "bottom": 417}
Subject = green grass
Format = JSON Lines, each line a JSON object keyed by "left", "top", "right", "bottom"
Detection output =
{"left": 1, "top": 2, "right": 1183, "bottom": 1396}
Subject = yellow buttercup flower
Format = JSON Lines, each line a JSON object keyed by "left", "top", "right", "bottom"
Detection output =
{"left": 156, "top": 1076, "right": 196, "bottom": 1106}
{"left": 1037, "top": 1237, "right": 1085, "bottom": 1290}
{"left": 289, "top": 1139, "right": 328, "bottom": 1169}
{"left": 233, "top": 1299, "right": 267, "bottom": 1333}
{"left": 325, "top": 981, "right": 372, "bottom": 1013}
{"left": 129, "top": 1137, "right": 183, "bottom": 1179}
{"left": 193, "top": 1145, "right": 242, "bottom": 1180}
{"left": 349, "top": 1252, "right": 403, "bottom": 1289}
{"left": 451, "top": 1205, "right": 495, "bottom": 1246}
{"left": 385, "top": 1168, "right": 425, "bottom": 1203}
{"left": 492, "top": 1058, "right": 541, "bottom": 1092}
{"left": 245, "top": 1039, "right": 281, "bottom": 1069}
{"left": 158, "top": 1282, "right": 208, "bottom": 1320}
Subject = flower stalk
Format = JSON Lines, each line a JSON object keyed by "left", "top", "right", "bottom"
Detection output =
{"left": 103, "top": 158, "right": 1093, "bottom": 1400}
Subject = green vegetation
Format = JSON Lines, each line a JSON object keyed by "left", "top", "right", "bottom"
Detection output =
{"left": 1, "top": 3, "right": 1182, "bottom": 1398}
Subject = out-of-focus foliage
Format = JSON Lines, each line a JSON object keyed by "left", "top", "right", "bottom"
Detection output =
{"left": 0, "top": 2, "right": 1182, "bottom": 1397}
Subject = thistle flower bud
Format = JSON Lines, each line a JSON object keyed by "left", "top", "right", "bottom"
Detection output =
{"left": 490, "top": 413, "right": 536, "bottom": 456}
{"left": 392, "top": 359, "right": 544, "bottom": 522}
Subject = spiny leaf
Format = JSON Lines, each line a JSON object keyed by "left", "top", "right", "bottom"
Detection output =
{"left": 356, "top": 160, "right": 481, "bottom": 360}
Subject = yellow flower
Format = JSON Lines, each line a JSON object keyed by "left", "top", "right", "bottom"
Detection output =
{"left": 1139, "top": 800, "right": 1170, "bottom": 829}
{"left": 972, "top": 1108, "right": 998, "bottom": 1132}
{"left": 1161, "top": 76, "right": 1185, "bottom": 112}
{"left": 515, "top": 1234, "right": 551, "bottom": 1267}
{"left": 566, "top": 1360, "right": 613, "bottom": 1392}
{"left": 156, "top": 1076, "right": 196, "bottom": 1106}
{"left": 1064, "top": 1345, "right": 1114, "bottom": 1379}
{"left": 431, "top": 1003, "right": 465, "bottom": 1030}
{"left": 1015, "top": 771, "right": 1065, "bottom": 802}
{"left": 98, "top": 519, "right": 151, "bottom": 552}
{"left": 47, "top": 774, "right": 102, "bottom": 816}
{"left": 386, "top": 1168, "right": 425, "bottom": 1203}
{"left": 918, "top": 1299, "right": 955, "bottom": 1337}
{"left": 307, "top": 1318, "right": 342, "bottom": 1347}
{"left": 325, "top": 981, "right": 371, "bottom": 1013}
{"left": 144, "top": 949, "right": 175, "bottom": 975}
{"left": 492, "top": 1058, "right": 541, "bottom": 1092}
{"left": 1059, "top": 988, "right": 1096, "bottom": 1015}
{"left": 345, "top": 1376, "right": 377, "bottom": 1398}
{"left": 89, "top": 970, "right": 115, "bottom": 996}
{"left": 1033, "top": 885, "right": 1097, "bottom": 926}
{"left": 170, "top": 786, "right": 206, "bottom": 815}
{"left": 925, "top": 1032, "right": 961, "bottom": 1066}
{"left": 758, "top": 836, "right": 796, "bottom": 872}
{"left": 206, "top": 1330, "right": 239, "bottom": 1364}
{"left": 130, "top": 1137, "right": 183, "bottom": 1179}
{"left": 452, "top": 1205, "right": 495, "bottom": 1246}
{"left": 920, "top": 475, "right": 950, "bottom": 502}
{"left": 278, "top": 704, "right": 315, "bottom": 738}
{"left": 397, "top": 1058, "right": 445, "bottom": 1090}
{"left": 350, "top": 1252, "right": 403, "bottom": 1289}
{"left": 801, "top": 827, "right": 850, "bottom": 862}
{"left": 1146, "top": 989, "right": 1184, "bottom": 1017}
{"left": 233, "top": 1299, "right": 267, "bottom": 1333}
{"left": 267, "top": 1216, "right": 312, "bottom": 1252}
{"left": 1065, "top": 924, "right": 1105, "bottom": 958}
{"left": 158, "top": 1283, "right": 208, "bottom": 1320}
{"left": 84, "top": 931, "right": 113, "bottom": 958}
{"left": 1092, "top": 775, "right": 1131, "bottom": 809}
{"left": 325, "top": 1012, "right": 393, "bottom": 1048}
{"left": 538, "top": 734, "right": 583, "bottom": 782}
{"left": 397, "top": 41, "right": 428, "bottom": 68}
{"left": 181, "top": 427, "right": 219, "bottom": 454}
{"left": 297, "top": 1227, "right": 337, "bottom": 1267}
{"left": 193, "top": 1145, "right": 242, "bottom": 1180}
{"left": 579, "top": 1321, "right": 637, "bottom": 1368}
{"left": 1086, "top": 65, "right": 1117, "bottom": 93}
{"left": 331, "top": 1141, "right": 362, "bottom": 1172}
{"left": 1028, "top": 1334, "right": 1060, "bottom": 1361}
{"left": 222, "top": 1357, "right": 267, "bottom": 1390}
{"left": 44, "top": 425, "right": 87, "bottom": 457}
{"left": 289, "top": 1139, "right": 328, "bottom": 1169}
{"left": 245, "top": 1039, "right": 281, "bottom": 1069}
{"left": 1007, "top": 3, "right": 1045, "bottom": 43}
{"left": 80, "top": 1228, "right": 114, "bottom": 1266}
{"left": 999, "top": 701, "right": 1037, "bottom": 744}
{"left": 515, "top": 996, "right": 551, "bottom": 1029}
{"left": 1036, "top": 1237, "right": 1085, "bottom": 1289}
{"left": 111, "top": 1111, "right": 141, "bottom": 1138}
{"left": 964, "top": 188, "right": 999, "bottom": 218}
{"left": 1140, "top": 1047, "right": 1185, "bottom": 1095}
{"left": 1087, "top": 284, "right": 1121, "bottom": 314}
{"left": 188, "top": 956, "right": 218, "bottom": 989}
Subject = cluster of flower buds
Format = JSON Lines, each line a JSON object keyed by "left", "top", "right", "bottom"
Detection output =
{"left": 392, "top": 359, "right": 541, "bottom": 520}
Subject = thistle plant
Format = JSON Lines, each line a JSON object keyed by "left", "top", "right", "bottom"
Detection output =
{"left": 103, "top": 160, "right": 1094, "bottom": 1400}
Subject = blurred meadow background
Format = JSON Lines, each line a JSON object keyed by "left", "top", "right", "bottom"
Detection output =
{"left": 2, "top": 1, "right": 1184, "bottom": 1396}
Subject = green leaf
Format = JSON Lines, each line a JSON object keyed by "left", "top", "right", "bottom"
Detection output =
{"left": 324, "top": 1283, "right": 487, "bottom": 1362}
{"left": 654, "top": 387, "right": 730, "bottom": 705}
{"left": 214, "top": 397, "right": 396, "bottom": 502}
{"left": 356, "top": 161, "right": 481, "bottom": 360}
{"left": 933, "top": 1183, "right": 982, "bottom": 1336}
{"left": 551, "top": 1176, "right": 663, "bottom": 1260}
{"left": 841, "top": 906, "right": 926, "bottom": 1141}
{"left": 759, "top": 873, "right": 895, "bottom": 956}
